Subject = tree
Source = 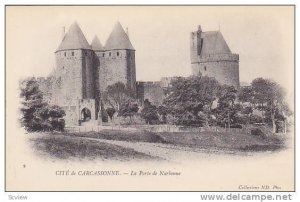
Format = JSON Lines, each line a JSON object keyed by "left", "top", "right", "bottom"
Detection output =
{"left": 237, "top": 86, "right": 256, "bottom": 125}
{"left": 20, "top": 77, "right": 65, "bottom": 131}
{"left": 48, "top": 105, "right": 65, "bottom": 131}
{"left": 163, "top": 75, "right": 222, "bottom": 126}
{"left": 34, "top": 105, "right": 65, "bottom": 131}
{"left": 241, "top": 106, "right": 253, "bottom": 124}
{"left": 238, "top": 86, "right": 255, "bottom": 106}
{"left": 106, "top": 107, "right": 116, "bottom": 121}
{"left": 141, "top": 99, "right": 159, "bottom": 124}
{"left": 158, "top": 105, "right": 168, "bottom": 124}
{"left": 20, "top": 77, "right": 47, "bottom": 131}
{"left": 214, "top": 85, "right": 238, "bottom": 128}
{"left": 118, "top": 102, "right": 139, "bottom": 123}
{"left": 251, "top": 78, "right": 288, "bottom": 133}
{"left": 103, "top": 82, "right": 138, "bottom": 124}
{"left": 103, "top": 82, "right": 135, "bottom": 111}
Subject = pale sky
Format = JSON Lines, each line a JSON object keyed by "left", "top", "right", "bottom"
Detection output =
{"left": 6, "top": 6, "right": 294, "bottom": 101}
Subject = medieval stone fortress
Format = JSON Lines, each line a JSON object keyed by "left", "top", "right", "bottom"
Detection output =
{"left": 38, "top": 21, "right": 239, "bottom": 126}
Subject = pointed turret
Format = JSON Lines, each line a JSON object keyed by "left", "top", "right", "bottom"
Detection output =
{"left": 56, "top": 22, "right": 91, "bottom": 52}
{"left": 105, "top": 22, "right": 135, "bottom": 50}
{"left": 91, "top": 36, "right": 104, "bottom": 51}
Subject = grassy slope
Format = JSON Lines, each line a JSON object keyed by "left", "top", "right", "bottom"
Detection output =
{"left": 63, "top": 130, "right": 167, "bottom": 144}
{"left": 57, "top": 129, "right": 285, "bottom": 152}
{"left": 29, "top": 134, "right": 160, "bottom": 161}
{"left": 158, "top": 131, "right": 284, "bottom": 151}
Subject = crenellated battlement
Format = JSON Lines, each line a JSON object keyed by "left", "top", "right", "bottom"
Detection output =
{"left": 193, "top": 53, "right": 239, "bottom": 63}
{"left": 136, "top": 81, "right": 161, "bottom": 86}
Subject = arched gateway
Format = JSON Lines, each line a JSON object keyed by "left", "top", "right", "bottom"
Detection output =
{"left": 81, "top": 107, "right": 91, "bottom": 122}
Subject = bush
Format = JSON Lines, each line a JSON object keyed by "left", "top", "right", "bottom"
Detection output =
{"left": 141, "top": 99, "right": 159, "bottom": 124}
{"left": 101, "top": 109, "right": 109, "bottom": 122}
{"left": 230, "top": 124, "right": 243, "bottom": 129}
{"left": 51, "top": 118, "right": 65, "bottom": 131}
{"left": 250, "top": 128, "right": 265, "bottom": 137}
{"left": 250, "top": 114, "right": 264, "bottom": 124}
{"left": 106, "top": 107, "right": 116, "bottom": 120}
{"left": 20, "top": 77, "right": 65, "bottom": 132}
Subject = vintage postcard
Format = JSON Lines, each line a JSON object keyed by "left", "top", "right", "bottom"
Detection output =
{"left": 5, "top": 5, "right": 295, "bottom": 191}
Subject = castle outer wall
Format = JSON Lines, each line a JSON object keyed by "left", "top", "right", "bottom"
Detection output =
{"left": 136, "top": 81, "right": 164, "bottom": 106}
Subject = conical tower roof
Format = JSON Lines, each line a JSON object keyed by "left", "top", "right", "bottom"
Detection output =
{"left": 56, "top": 22, "right": 91, "bottom": 52}
{"left": 200, "top": 31, "right": 231, "bottom": 56}
{"left": 91, "top": 35, "right": 104, "bottom": 51}
{"left": 105, "top": 22, "right": 135, "bottom": 50}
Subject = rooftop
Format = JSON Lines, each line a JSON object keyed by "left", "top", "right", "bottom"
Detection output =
{"left": 56, "top": 22, "right": 91, "bottom": 52}
{"left": 91, "top": 35, "right": 104, "bottom": 51}
{"left": 105, "top": 21, "right": 135, "bottom": 50}
{"left": 196, "top": 30, "right": 232, "bottom": 56}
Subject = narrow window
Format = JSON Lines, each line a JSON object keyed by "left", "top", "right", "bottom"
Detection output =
{"left": 64, "top": 52, "right": 66, "bottom": 57}
{"left": 117, "top": 51, "right": 119, "bottom": 56}
{"left": 204, "top": 66, "right": 207, "bottom": 71}
{"left": 72, "top": 51, "right": 74, "bottom": 56}
{"left": 109, "top": 52, "right": 111, "bottom": 57}
{"left": 102, "top": 53, "right": 105, "bottom": 57}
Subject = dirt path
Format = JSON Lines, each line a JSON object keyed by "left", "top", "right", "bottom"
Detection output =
{"left": 29, "top": 132, "right": 291, "bottom": 164}
{"left": 84, "top": 137, "right": 240, "bottom": 163}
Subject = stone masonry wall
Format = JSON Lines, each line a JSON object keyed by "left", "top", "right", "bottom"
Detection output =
{"left": 126, "top": 50, "right": 136, "bottom": 92}
{"left": 55, "top": 49, "right": 84, "bottom": 101}
{"left": 55, "top": 49, "right": 95, "bottom": 101}
{"left": 60, "top": 99, "right": 80, "bottom": 126}
{"left": 99, "top": 50, "right": 127, "bottom": 92}
{"left": 82, "top": 49, "right": 95, "bottom": 99}
{"left": 95, "top": 51, "right": 106, "bottom": 93}
{"left": 190, "top": 31, "right": 201, "bottom": 63}
{"left": 37, "top": 77, "right": 56, "bottom": 104}
{"left": 93, "top": 51, "right": 102, "bottom": 118}
{"left": 54, "top": 49, "right": 95, "bottom": 125}
{"left": 191, "top": 59, "right": 239, "bottom": 88}
{"left": 136, "top": 81, "right": 165, "bottom": 106}
{"left": 98, "top": 49, "right": 136, "bottom": 93}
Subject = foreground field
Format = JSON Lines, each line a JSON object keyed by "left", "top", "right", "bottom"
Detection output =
{"left": 28, "top": 129, "right": 286, "bottom": 161}
{"left": 61, "top": 129, "right": 285, "bottom": 152}
{"left": 30, "top": 133, "right": 160, "bottom": 161}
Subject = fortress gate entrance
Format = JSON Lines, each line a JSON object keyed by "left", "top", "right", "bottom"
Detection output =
{"left": 81, "top": 108, "right": 91, "bottom": 122}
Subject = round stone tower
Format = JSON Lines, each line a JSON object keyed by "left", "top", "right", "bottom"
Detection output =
{"left": 54, "top": 22, "right": 96, "bottom": 125}
{"left": 55, "top": 22, "right": 95, "bottom": 100}
{"left": 101, "top": 22, "right": 136, "bottom": 93}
